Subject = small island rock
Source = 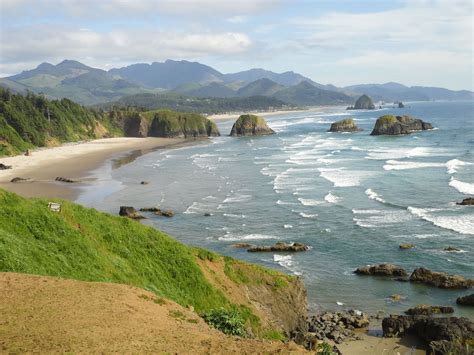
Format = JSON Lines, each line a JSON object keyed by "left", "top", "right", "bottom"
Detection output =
{"left": 456, "top": 294, "right": 474, "bottom": 306}
{"left": 398, "top": 102, "right": 405, "bottom": 108}
{"left": 354, "top": 263, "right": 407, "bottom": 277}
{"left": 230, "top": 114, "right": 275, "bottom": 136}
{"left": 119, "top": 206, "right": 144, "bottom": 219}
{"left": 328, "top": 118, "right": 362, "bottom": 132}
{"left": 370, "top": 115, "right": 433, "bottom": 135}
{"left": 399, "top": 243, "right": 415, "bottom": 250}
{"left": 347, "top": 94, "right": 375, "bottom": 110}
{"left": 247, "top": 242, "right": 308, "bottom": 252}
{"left": 409, "top": 267, "right": 474, "bottom": 289}
{"left": 457, "top": 197, "right": 474, "bottom": 206}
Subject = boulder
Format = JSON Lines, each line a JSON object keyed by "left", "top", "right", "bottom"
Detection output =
{"left": 10, "top": 177, "right": 30, "bottom": 183}
{"left": 119, "top": 206, "right": 144, "bottom": 219}
{"left": 327, "top": 118, "right": 362, "bottom": 133}
{"left": 456, "top": 198, "right": 474, "bottom": 206}
{"left": 354, "top": 263, "right": 408, "bottom": 277}
{"left": 140, "top": 181, "right": 149, "bottom": 185}
{"left": 399, "top": 243, "right": 415, "bottom": 250}
{"left": 405, "top": 305, "right": 454, "bottom": 316}
{"left": 0, "top": 163, "right": 12, "bottom": 170}
{"left": 398, "top": 102, "right": 405, "bottom": 108}
{"left": 55, "top": 177, "right": 78, "bottom": 183}
{"left": 139, "top": 207, "right": 174, "bottom": 217}
{"left": 370, "top": 115, "right": 433, "bottom": 135}
{"left": 409, "top": 267, "right": 474, "bottom": 289}
{"left": 456, "top": 294, "right": 474, "bottom": 306}
{"left": 444, "top": 246, "right": 461, "bottom": 252}
{"left": 230, "top": 114, "right": 275, "bottom": 136}
{"left": 347, "top": 94, "right": 375, "bottom": 110}
{"left": 203, "top": 212, "right": 212, "bottom": 217}
{"left": 247, "top": 242, "right": 309, "bottom": 252}
{"left": 382, "top": 314, "right": 474, "bottom": 354}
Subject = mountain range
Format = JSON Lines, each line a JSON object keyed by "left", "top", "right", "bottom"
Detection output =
{"left": 1, "top": 59, "right": 472, "bottom": 106}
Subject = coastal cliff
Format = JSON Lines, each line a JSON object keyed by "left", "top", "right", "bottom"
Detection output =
{"left": 230, "top": 114, "right": 275, "bottom": 136}
{"left": 0, "top": 188, "right": 307, "bottom": 349}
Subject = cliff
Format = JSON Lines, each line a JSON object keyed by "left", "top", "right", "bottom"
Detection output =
{"left": 0, "top": 189, "right": 306, "bottom": 344}
{"left": 147, "top": 110, "right": 220, "bottom": 138}
{"left": 230, "top": 114, "right": 275, "bottom": 136}
{"left": 328, "top": 118, "right": 362, "bottom": 132}
{"left": 370, "top": 115, "right": 433, "bottom": 135}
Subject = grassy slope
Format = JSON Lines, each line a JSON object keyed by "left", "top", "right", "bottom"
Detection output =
{"left": 0, "top": 189, "right": 294, "bottom": 337}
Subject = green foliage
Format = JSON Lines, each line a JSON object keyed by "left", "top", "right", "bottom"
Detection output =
{"left": 202, "top": 308, "right": 247, "bottom": 336}
{"left": 0, "top": 189, "right": 229, "bottom": 313}
{"left": 377, "top": 115, "right": 398, "bottom": 124}
{"left": 224, "top": 257, "right": 250, "bottom": 284}
{"left": 262, "top": 329, "right": 286, "bottom": 342}
{"left": 195, "top": 247, "right": 220, "bottom": 262}
{"left": 316, "top": 342, "right": 337, "bottom": 355}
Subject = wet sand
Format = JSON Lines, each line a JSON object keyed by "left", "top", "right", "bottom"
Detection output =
{"left": 0, "top": 137, "right": 191, "bottom": 200}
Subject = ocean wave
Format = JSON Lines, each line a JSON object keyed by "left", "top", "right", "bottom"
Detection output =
{"left": 366, "top": 147, "right": 452, "bottom": 160}
{"left": 353, "top": 209, "right": 413, "bottom": 228}
{"left": 324, "top": 192, "right": 341, "bottom": 204}
{"left": 449, "top": 177, "right": 474, "bottom": 195}
{"left": 223, "top": 194, "right": 252, "bottom": 203}
{"left": 218, "top": 233, "right": 276, "bottom": 242}
{"left": 446, "top": 159, "right": 472, "bottom": 174}
{"left": 184, "top": 201, "right": 215, "bottom": 214}
{"left": 365, "top": 188, "right": 386, "bottom": 203}
{"left": 392, "top": 233, "right": 439, "bottom": 239}
{"left": 223, "top": 213, "right": 246, "bottom": 218}
{"left": 318, "top": 167, "right": 374, "bottom": 187}
{"left": 298, "top": 198, "right": 324, "bottom": 206}
{"left": 277, "top": 200, "right": 296, "bottom": 205}
{"left": 383, "top": 160, "right": 445, "bottom": 171}
{"left": 407, "top": 207, "right": 474, "bottom": 235}
{"left": 299, "top": 212, "right": 318, "bottom": 218}
{"left": 283, "top": 224, "right": 293, "bottom": 229}
{"left": 273, "top": 254, "right": 302, "bottom": 276}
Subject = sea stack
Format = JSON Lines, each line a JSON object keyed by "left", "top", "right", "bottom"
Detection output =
{"left": 328, "top": 118, "right": 362, "bottom": 132}
{"left": 347, "top": 94, "right": 375, "bottom": 110}
{"left": 230, "top": 114, "right": 275, "bottom": 136}
{"left": 371, "top": 115, "right": 433, "bottom": 135}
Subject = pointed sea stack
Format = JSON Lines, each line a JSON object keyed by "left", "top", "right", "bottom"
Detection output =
{"left": 328, "top": 118, "right": 362, "bottom": 132}
{"left": 371, "top": 115, "right": 433, "bottom": 135}
{"left": 230, "top": 114, "right": 275, "bottom": 136}
{"left": 347, "top": 94, "right": 375, "bottom": 110}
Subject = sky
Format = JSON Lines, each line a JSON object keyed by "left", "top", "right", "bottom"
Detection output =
{"left": 0, "top": 0, "right": 472, "bottom": 90}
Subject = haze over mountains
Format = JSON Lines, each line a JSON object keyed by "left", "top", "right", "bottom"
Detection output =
{"left": 1, "top": 59, "right": 472, "bottom": 107}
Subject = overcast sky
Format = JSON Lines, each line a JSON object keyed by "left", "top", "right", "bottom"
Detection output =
{"left": 1, "top": 0, "right": 472, "bottom": 90}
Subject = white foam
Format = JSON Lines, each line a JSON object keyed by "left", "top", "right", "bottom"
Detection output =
{"left": 324, "top": 192, "right": 341, "bottom": 204}
{"left": 446, "top": 159, "right": 472, "bottom": 174}
{"left": 449, "top": 177, "right": 474, "bottom": 195}
{"left": 273, "top": 255, "right": 302, "bottom": 276}
{"left": 223, "top": 194, "right": 252, "bottom": 203}
{"left": 318, "top": 167, "right": 374, "bottom": 187}
{"left": 218, "top": 234, "right": 276, "bottom": 242}
{"left": 366, "top": 147, "right": 451, "bottom": 160}
{"left": 408, "top": 207, "right": 474, "bottom": 235}
{"left": 353, "top": 209, "right": 413, "bottom": 228}
{"left": 383, "top": 160, "right": 445, "bottom": 171}
{"left": 298, "top": 198, "right": 323, "bottom": 206}
{"left": 223, "top": 213, "right": 246, "bottom": 218}
{"left": 184, "top": 202, "right": 215, "bottom": 214}
{"left": 283, "top": 224, "right": 293, "bottom": 229}
{"left": 365, "top": 188, "right": 386, "bottom": 203}
{"left": 299, "top": 212, "right": 318, "bottom": 218}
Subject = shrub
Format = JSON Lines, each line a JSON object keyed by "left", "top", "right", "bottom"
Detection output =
{"left": 202, "top": 308, "right": 246, "bottom": 336}
{"left": 316, "top": 342, "right": 337, "bottom": 355}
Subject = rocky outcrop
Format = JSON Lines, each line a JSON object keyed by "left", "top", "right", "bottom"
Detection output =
{"left": 382, "top": 315, "right": 474, "bottom": 354}
{"left": 0, "top": 163, "right": 12, "bottom": 170}
{"left": 398, "top": 102, "right": 405, "bottom": 108}
{"left": 229, "top": 114, "right": 275, "bottom": 136}
{"left": 409, "top": 267, "right": 474, "bottom": 289}
{"left": 149, "top": 111, "right": 220, "bottom": 138}
{"left": 370, "top": 115, "right": 433, "bottom": 135}
{"left": 123, "top": 112, "right": 150, "bottom": 137}
{"left": 399, "top": 243, "right": 415, "bottom": 250}
{"left": 456, "top": 294, "right": 474, "bottom": 306}
{"left": 55, "top": 177, "right": 78, "bottom": 183}
{"left": 327, "top": 118, "right": 362, "bottom": 132}
{"left": 404, "top": 305, "right": 454, "bottom": 316}
{"left": 119, "top": 206, "right": 144, "bottom": 219}
{"left": 347, "top": 94, "right": 375, "bottom": 110}
{"left": 457, "top": 198, "right": 474, "bottom": 206}
{"left": 139, "top": 207, "right": 174, "bottom": 217}
{"left": 354, "top": 263, "right": 408, "bottom": 277}
{"left": 444, "top": 246, "right": 461, "bottom": 252}
{"left": 247, "top": 242, "right": 309, "bottom": 253}
{"left": 10, "top": 177, "right": 30, "bottom": 183}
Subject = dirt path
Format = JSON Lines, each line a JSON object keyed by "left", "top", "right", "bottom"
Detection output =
{"left": 0, "top": 272, "right": 308, "bottom": 353}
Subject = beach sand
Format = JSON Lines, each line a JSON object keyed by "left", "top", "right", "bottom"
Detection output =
{"left": 0, "top": 137, "right": 188, "bottom": 200}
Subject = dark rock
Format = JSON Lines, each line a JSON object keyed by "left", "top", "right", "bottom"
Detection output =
{"left": 247, "top": 242, "right": 309, "bottom": 252}
{"left": 139, "top": 207, "right": 161, "bottom": 212}
{"left": 371, "top": 115, "right": 433, "bottom": 135}
{"left": 0, "top": 163, "right": 12, "bottom": 170}
{"left": 124, "top": 112, "right": 150, "bottom": 137}
{"left": 409, "top": 267, "right": 474, "bottom": 289}
{"left": 24, "top": 149, "right": 31, "bottom": 156}
{"left": 354, "top": 263, "right": 408, "bottom": 277}
{"left": 399, "top": 243, "right": 415, "bottom": 250}
{"left": 444, "top": 246, "right": 461, "bottom": 252}
{"left": 456, "top": 294, "right": 474, "bottom": 306}
{"left": 119, "top": 206, "right": 144, "bottom": 219}
{"left": 157, "top": 209, "right": 174, "bottom": 217}
{"left": 347, "top": 94, "right": 375, "bottom": 110}
{"left": 232, "top": 243, "right": 253, "bottom": 248}
{"left": 230, "top": 114, "right": 275, "bottom": 136}
{"left": 382, "top": 314, "right": 474, "bottom": 354}
{"left": 140, "top": 181, "right": 149, "bottom": 185}
{"left": 328, "top": 118, "right": 362, "bottom": 132}
{"left": 456, "top": 198, "right": 474, "bottom": 206}
{"left": 203, "top": 212, "right": 212, "bottom": 217}
{"left": 398, "top": 102, "right": 405, "bottom": 108}
{"left": 55, "top": 177, "right": 77, "bottom": 183}
{"left": 10, "top": 177, "right": 30, "bottom": 183}
{"left": 405, "top": 305, "right": 454, "bottom": 315}
{"left": 149, "top": 111, "right": 220, "bottom": 138}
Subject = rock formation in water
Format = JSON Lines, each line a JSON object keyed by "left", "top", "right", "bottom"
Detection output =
{"left": 370, "top": 115, "right": 433, "bottom": 135}
{"left": 347, "top": 94, "right": 375, "bottom": 110}
{"left": 328, "top": 118, "right": 362, "bottom": 132}
{"left": 354, "top": 263, "right": 407, "bottom": 277}
{"left": 119, "top": 206, "right": 144, "bottom": 219}
{"left": 247, "top": 242, "right": 309, "bottom": 252}
{"left": 229, "top": 114, "right": 275, "bottom": 136}
{"left": 456, "top": 294, "right": 474, "bottom": 306}
{"left": 398, "top": 101, "right": 405, "bottom": 108}
{"left": 404, "top": 305, "right": 454, "bottom": 315}
{"left": 457, "top": 197, "right": 474, "bottom": 205}
{"left": 409, "top": 267, "right": 474, "bottom": 289}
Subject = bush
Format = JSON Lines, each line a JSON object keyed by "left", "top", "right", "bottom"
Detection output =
{"left": 316, "top": 342, "right": 337, "bottom": 355}
{"left": 202, "top": 308, "right": 246, "bottom": 336}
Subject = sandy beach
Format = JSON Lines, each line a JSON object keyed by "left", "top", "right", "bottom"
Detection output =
{"left": 0, "top": 137, "right": 188, "bottom": 200}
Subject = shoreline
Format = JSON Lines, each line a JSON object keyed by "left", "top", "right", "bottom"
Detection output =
{"left": 207, "top": 106, "right": 345, "bottom": 121}
{"left": 0, "top": 137, "right": 195, "bottom": 200}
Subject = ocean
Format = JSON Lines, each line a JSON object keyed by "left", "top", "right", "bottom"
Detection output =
{"left": 77, "top": 101, "right": 474, "bottom": 318}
